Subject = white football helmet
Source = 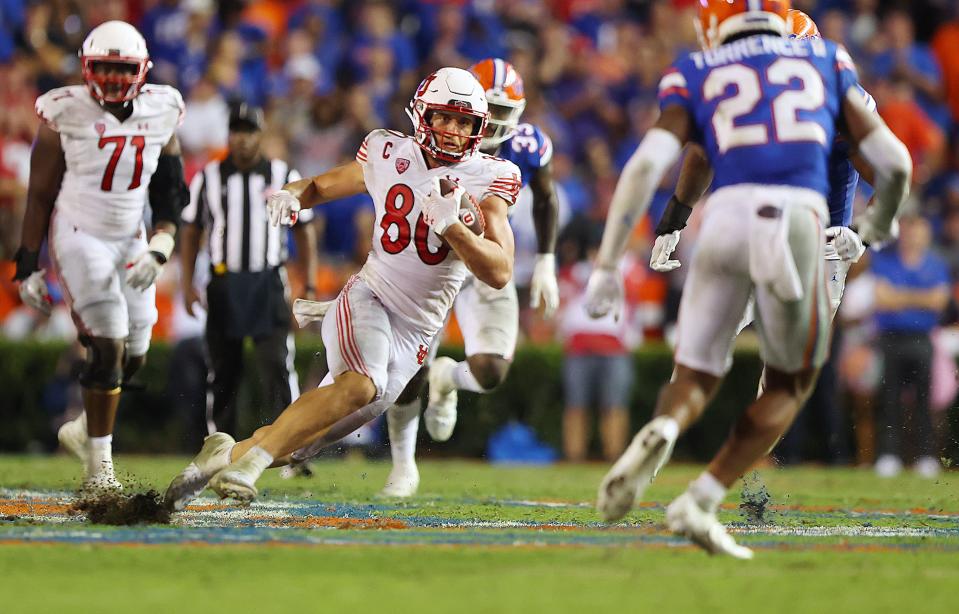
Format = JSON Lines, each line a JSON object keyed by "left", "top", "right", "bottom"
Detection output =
{"left": 79, "top": 20, "right": 152, "bottom": 104}
{"left": 406, "top": 67, "right": 489, "bottom": 163}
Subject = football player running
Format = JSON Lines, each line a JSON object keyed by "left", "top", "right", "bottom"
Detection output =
{"left": 164, "top": 67, "right": 522, "bottom": 509}
{"left": 585, "top": 0, "right": 910, "bottom": 557}
{"left": 651, "top": 9, "right": 877, "bottom": 325}
{"left": 14, "top": 21, "right": 187, "bottom": 494}
{"left": 377, "top": 58, "right": 560, "bottom": 497}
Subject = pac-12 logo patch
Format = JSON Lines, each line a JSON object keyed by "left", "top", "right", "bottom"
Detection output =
{"left": 396, "top": 158, "right": 410, "bottom": 174}
{"left": 94, "top": 121, "right": 106, "bottom": 135}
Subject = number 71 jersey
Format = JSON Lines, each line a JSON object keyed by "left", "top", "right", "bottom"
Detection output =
{"left": 658, "top": 35, "right": 860, "bottom": 196}
{"left": 35, "top": 84, "right": 184, "bottom": 240}
{"left": 355, "top": 129, "right": 522, "bottom": 334}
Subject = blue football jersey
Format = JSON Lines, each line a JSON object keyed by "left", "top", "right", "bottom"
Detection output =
{"left": 826, "top": 86, "right": 876, "bottom": 227}
{"left": 497, "top": 123, "right": 553, "bottom": 188}
{"left": 658, "top": 35, "right": 860, "bottom": 197}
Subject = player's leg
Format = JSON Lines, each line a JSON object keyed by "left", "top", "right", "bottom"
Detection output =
{"left": 382, "top": 368, "right": 428, "bottom": 497}
{"left": 49, "top": 217, "right": 128, "bottom": 492}
{"left": 597, "top": 197, "right": 752, "bottom": 523}
{"left": 119, "top": 264, "right": 158, "bottom": 388}
{"left": 204, "top": 314, "right": 245, "bottom": 436}
{"left": 666, "top": 195, "right": 829, "bottom": 559}
{"left": 426, "top": 278, "right": 518, "bottom": 441}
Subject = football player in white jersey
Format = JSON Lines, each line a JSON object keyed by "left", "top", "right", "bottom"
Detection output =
{"left": 164, "top": 67, "right": 522, "bottom": 508}
{"left": 13, "top": 21, "right": 187, "bottom": 494}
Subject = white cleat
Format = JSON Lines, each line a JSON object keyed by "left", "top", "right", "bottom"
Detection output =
{"left": 380, "top": 464, "right": 420, "bottom": 498}
{"left": 58, "top": 413, "right": 89, "bottom": 465}
{"left": 209, "top": 465, "right": 259, "bottom": 504}
{"left": 665, "top": 492, "right": 754, "bottom": 560}
{"left": 424, "top": 356, "right": 458, "bottom": 442}
{"left": 163, "top": 432, "right": 236, "bottom": 511}
{"left": 874, "top": 454, "right": 903, "bottom": 478}
{"left": 597, "top": 416, "right": 679, "bottom": 522}
{"left": 80, "top": 470, "right": 123, "bottom": 499}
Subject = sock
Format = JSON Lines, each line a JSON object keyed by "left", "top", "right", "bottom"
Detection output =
{"left": 239, "top": 446, "right": 274, "bottom": 480}
{"left": 87, "top": 435, "right": 113, "bottom": 476}
{"left": 689, "top": 471, "right": 727, "bottom": 514}
{"left": 451, "top": 361, "right": 485, "bottom": 393}
{"left": 387, "top": 400, "right": 420, "bottom": 469}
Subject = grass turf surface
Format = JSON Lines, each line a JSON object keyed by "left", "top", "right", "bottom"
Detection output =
{"left": 0, "top": 455, "right": 956, "bottom": 613}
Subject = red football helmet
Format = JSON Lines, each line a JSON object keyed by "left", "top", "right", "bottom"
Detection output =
{"left": 79, "top": 20, "right": 152, "bottom": 104}
{"left": 469, "top": 58, "right": 527, "bottom": 150}
{"left": 697, "top": 0, "right": 792, "bottom": 50}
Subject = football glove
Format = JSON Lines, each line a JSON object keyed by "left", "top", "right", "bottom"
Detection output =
{"left": 126, "top": 232, "right": 174, "bottom": 291}
{"left": 423, "top": 177, "right": 463, "bottom": 236}
{"left": 530, "top": 253, "right": 559, "bottom": 318}
{"left": 585, "top": 267, "right": 623, "bottom": 321}
{"left": 825, "top": 226, "right": 866, "bottom": 263}
{"left": 268, "top": 189, "right": 301, "bottom": 226}
{"left": 18, "top": 270, "right": 52, "bottom": 315}
{"left": 650, "top": 230, "right": 682, "bottom": 272}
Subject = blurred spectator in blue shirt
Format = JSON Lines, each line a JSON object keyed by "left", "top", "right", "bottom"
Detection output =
{"left": 870, "top": 8, "right": 950, "bottom": 129}
{"left": 870, "top": 214, "right": 950, "bottom": 478}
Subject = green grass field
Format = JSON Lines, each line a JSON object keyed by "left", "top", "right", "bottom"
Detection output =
{"left": 1, "top": 455, "right": 956, "bottom": 613}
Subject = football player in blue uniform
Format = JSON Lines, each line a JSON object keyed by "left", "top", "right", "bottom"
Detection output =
{"left": 584, "top": 0, "right": 911, "bottom": 557}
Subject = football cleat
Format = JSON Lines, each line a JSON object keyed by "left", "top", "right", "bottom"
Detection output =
{"left": 380, "top": 463, "right": 420, "bottom": 498}
{"left": 80, "top": 469, "right": 123, "bottom": 499}
{"left": 209, "top": 463, "right": 259, "bottom": 504}
{"left": 424, "top": 357, "right": 458, "bottom": 442}
{"left": 597, "top": 416, "right": 679, "bottom": 522}
{"left": 163, "top": 432, "right": 236, "bottom": 511}
{"left": 58, "top": 413, "right": 89, "bottom": 465}
{"left": 666, "top": 492, "right": 754, "bottom": 560}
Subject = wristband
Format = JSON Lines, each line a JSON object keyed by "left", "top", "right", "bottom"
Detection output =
{"left": 147, "top": 232, "right": 175, "bottom": 264}
{"left": 654, "top": 196, "right": 693, "bottom": 236}
{"left": 13, "top": 247, "right": 40, "bottom": 282}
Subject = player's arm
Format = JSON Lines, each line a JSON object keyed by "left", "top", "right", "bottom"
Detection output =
{"left": 269, "top": 161, "right": 367, "bottom": 226}
{"left": 586, "top": 104, "right": 689, "bottom": 318}
{"left": 12, "top": 122, "right": 65, "bottom": 313}
{"left": 127, "top": 133, "right": 188, "bottom": 291}
{"left": 292, "top": 218, "right": 319, "bottom": 299}
{"left": 445, "top": 194, "right": 513, "bottom": 290}
{"left": 179, "top": 169, "right": 206, "bottom": 316}
{"left": 528, "top": 161, "right": 560, "bottom": 316}
{"left": 649, "top": 144, "right": 714, "bottom": 273}
{"left": 841, "top": 90, "right": 912, "bottom": 245}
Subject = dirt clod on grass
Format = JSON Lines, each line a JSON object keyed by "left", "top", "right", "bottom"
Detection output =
{"left": 70, "top": 490, "right": 172, "bottom": 526}
{"left": 739, "top": 471, "right": 772, "bottom": 524}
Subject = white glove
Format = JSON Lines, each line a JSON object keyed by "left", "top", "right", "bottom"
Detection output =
{"left": 18, "top": 270, "right": 52, "bottom": 316}
{"left": 584, "top": 267, "right": 623, "bottom": 321}
{"left": 268, "top": 189, "right": 301, "bottom": 226}
{"left": 530, "top": 253, "right": 559, "bottom": 318}
{"left": 650, "top": 230, "right": 682, "bottom": 272}
{"left": 825, "top": 226, "right": 866, "bottom": 263}
{"left": 126, "top": 232, "right": 174, "bottom": 291}
{"left": 423, "top": 177, "right": 462, "bottom": 236}
{"left": 126, "top": 252, "right": 164, "bottom": 291}
{"left": 292, "top": 298, "right": 335, "bottom": 327}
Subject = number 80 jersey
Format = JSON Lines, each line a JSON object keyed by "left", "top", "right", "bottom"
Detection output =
{"left": 35, "top": 84, "right": 184, "bottom": 240}
{"left": 658, "top": 35, "right": 860, "bottom": 196}
{"left": 355, "top": 129, "right": 522, "bottom": 334}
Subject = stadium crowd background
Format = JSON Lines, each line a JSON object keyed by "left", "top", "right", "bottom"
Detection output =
{"left": 2, "top": 0, "right": 959, "bottom": 467}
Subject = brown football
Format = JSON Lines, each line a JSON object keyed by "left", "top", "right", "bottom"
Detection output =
{"left": 438, "top": 177, "right": 485, "bottom": 236}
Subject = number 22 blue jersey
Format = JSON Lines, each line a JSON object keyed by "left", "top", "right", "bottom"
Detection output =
{"left": 658, "top": 35, "right": 861, "bottom": 197}
{"left": 497, "top": 123, "right": 553, "bottom": 188}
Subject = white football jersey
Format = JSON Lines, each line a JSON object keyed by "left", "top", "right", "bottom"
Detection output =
{"left": 36, "top": 84, "right": 184, "bottom": 239}
{"left": 355, "top": 129, "right": 522, "bottom": 333}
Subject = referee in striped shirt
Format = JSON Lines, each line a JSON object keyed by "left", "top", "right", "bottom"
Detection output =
{"left": 179, "top": 103, "right": 318, "bottom": 437}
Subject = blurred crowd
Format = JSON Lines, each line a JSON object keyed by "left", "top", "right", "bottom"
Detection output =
{"left": 2, "top": 0, "right": 959, "bottom": 469}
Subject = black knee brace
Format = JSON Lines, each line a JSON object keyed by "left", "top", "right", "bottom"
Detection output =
{"left": 79, "top": 339, "right": 124, "bottom": 390}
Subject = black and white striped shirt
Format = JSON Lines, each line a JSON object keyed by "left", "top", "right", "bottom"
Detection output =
{"left": 182, "top": 157, "right": 313, "bottom": 272}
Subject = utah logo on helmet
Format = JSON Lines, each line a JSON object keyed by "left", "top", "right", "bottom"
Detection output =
{"left": 80, "top": 20, "right": 152, "bottom": 104}
{"left": 696, "top": 0, "right": 792, "bottom": 50}
{"left": 405, "top": 67, "right": 489, "bottom": 163}
{"left": 469, "top": 58, "right": 527, "bottom": 149}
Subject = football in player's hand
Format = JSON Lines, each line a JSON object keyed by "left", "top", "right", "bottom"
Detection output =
{"left": 438, "top": 177, "right": 485, "bottom": 236}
